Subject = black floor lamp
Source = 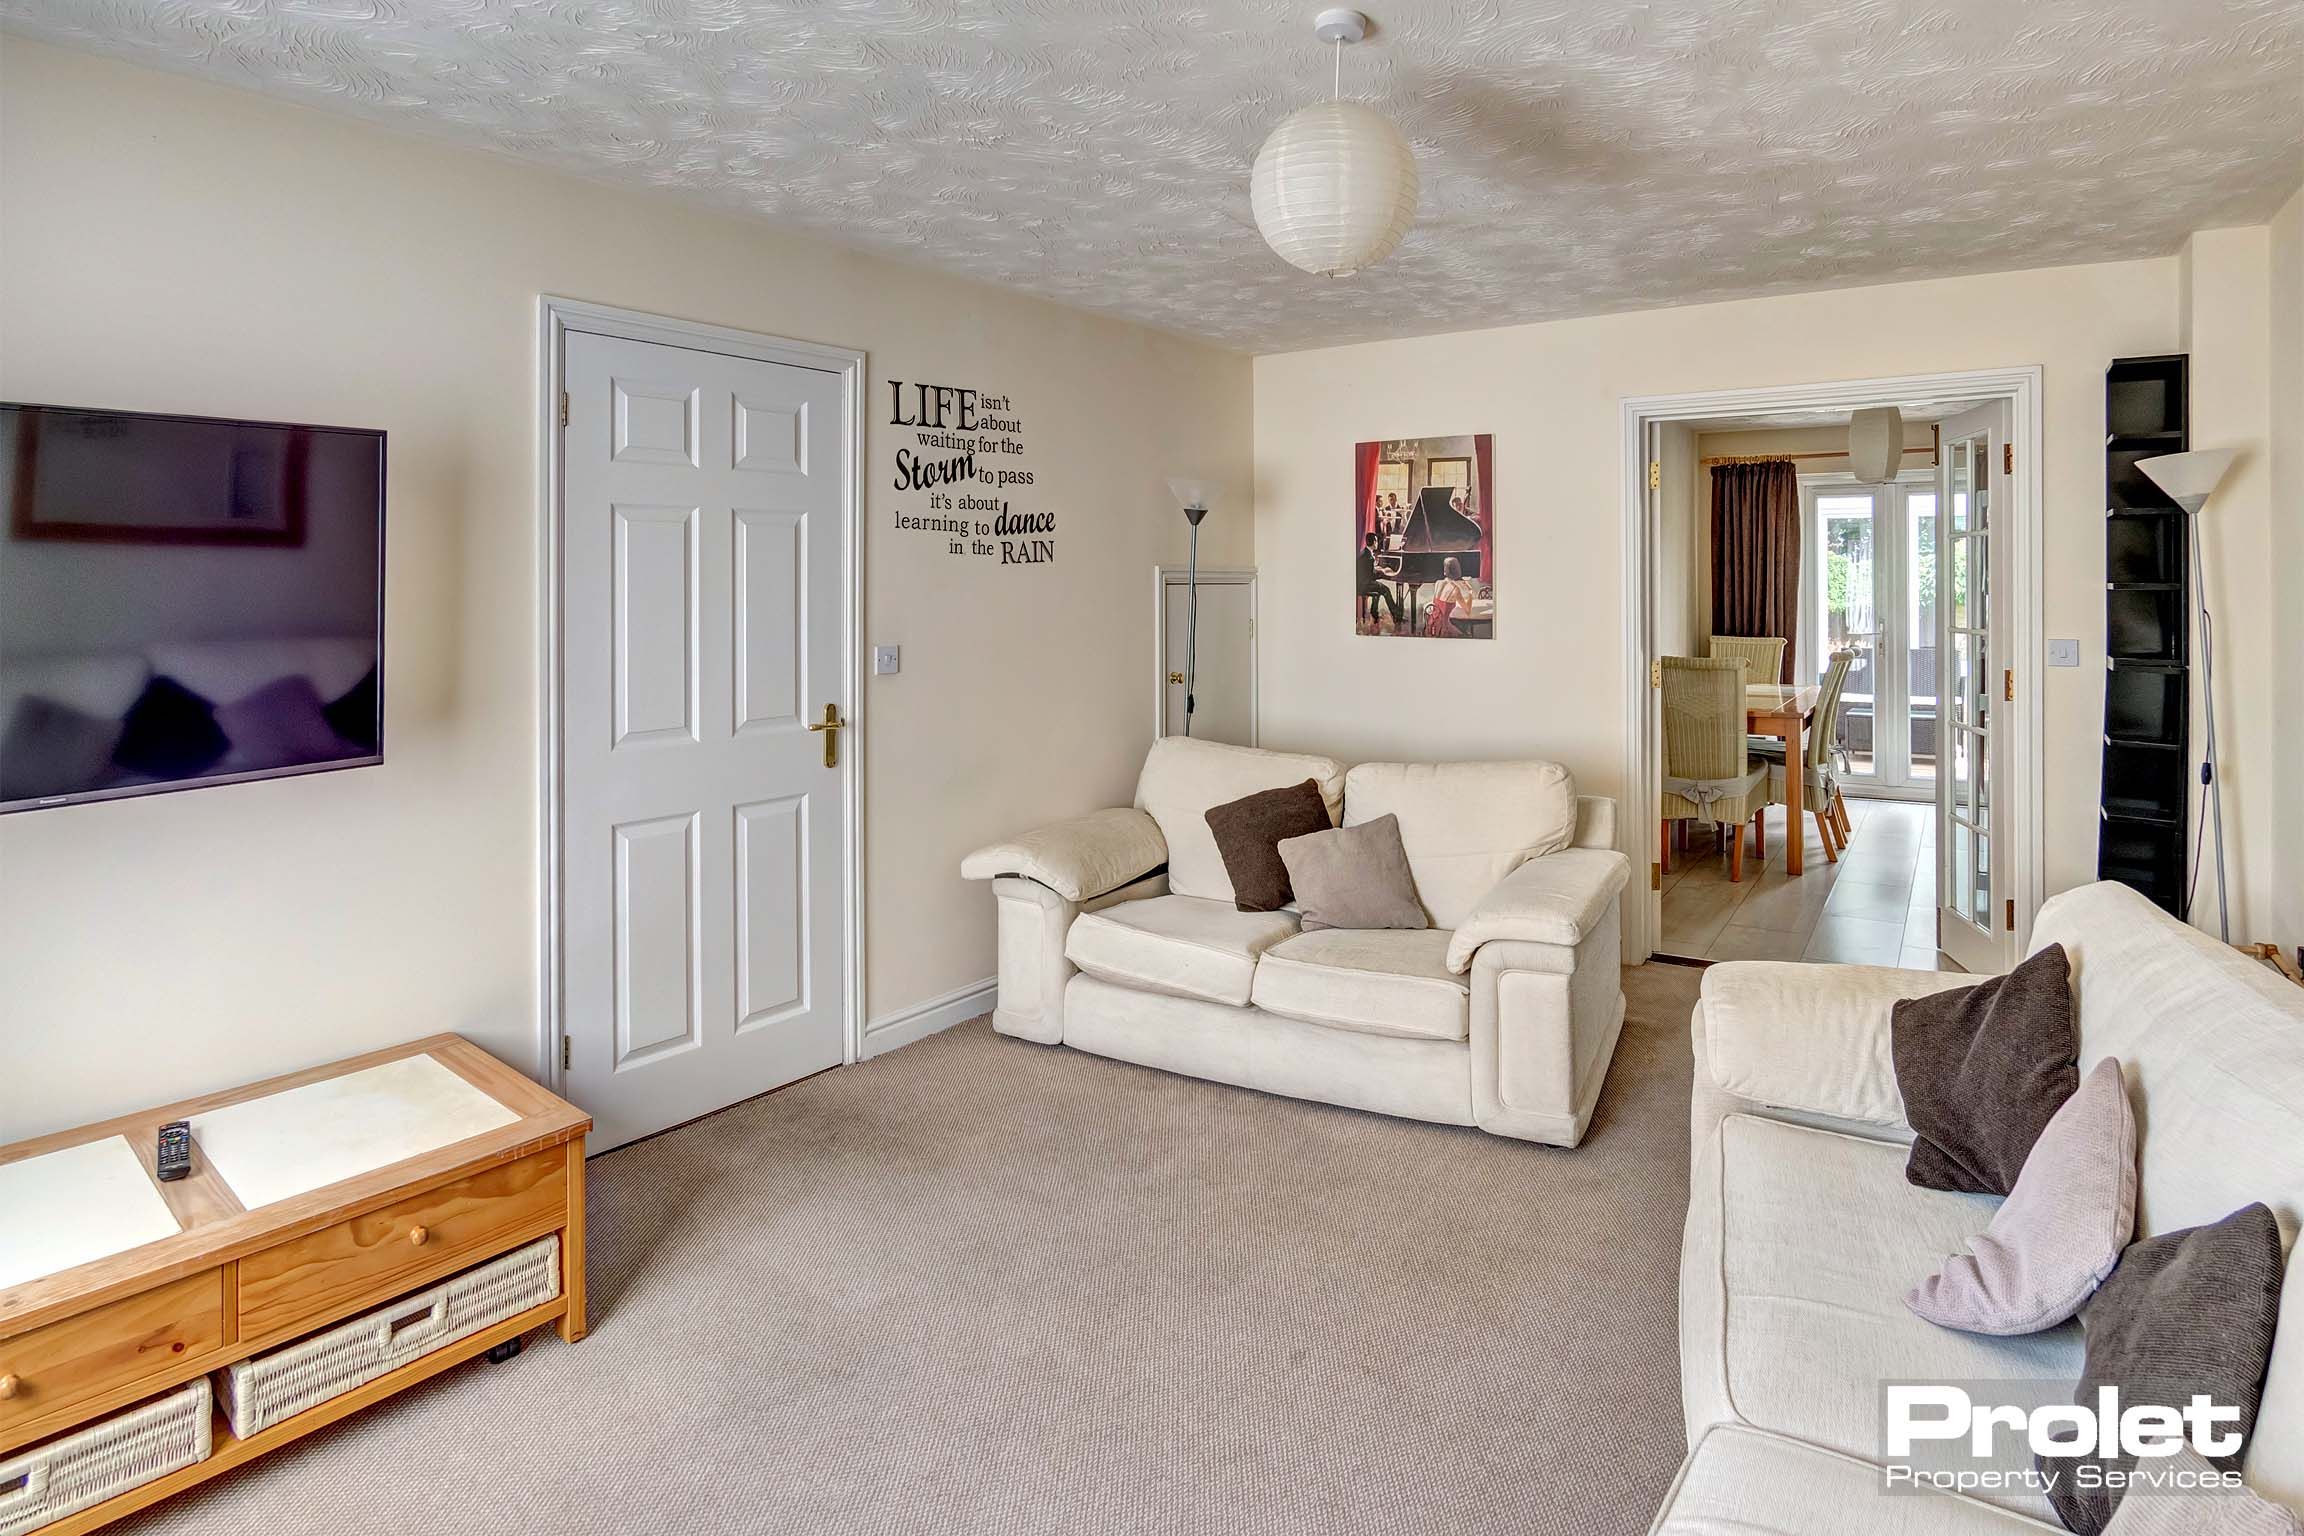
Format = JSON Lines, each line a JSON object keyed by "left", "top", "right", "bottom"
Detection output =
{"left": 1166, "top": 479, "right": 1212, "bottom": 736}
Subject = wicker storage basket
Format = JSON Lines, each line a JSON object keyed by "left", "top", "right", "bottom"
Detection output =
{"left": 218, "top": 1235, "right": 559, "bottom": 1439}
{"left": 0, "top": 1377, "right": 211, "bottom": 1536}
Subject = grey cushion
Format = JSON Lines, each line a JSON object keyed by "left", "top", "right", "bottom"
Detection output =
{"left": 2039, "top": 1202, "right": 2287, "bottom": 1535}
{"left": 0, "top": 694, "right": 122, "bottom": 800}
{"left": 1203, "top": 778, "right": 1332, "bottom": 912}
{"left": 1893, "top": 942, "right": 2078, "bottom": 1195}
{"left": 2100, "top": 1445, "right": 2304, "bottom": 1533}
{"left": 1276, "top": 814, "right": 1427, "bottom": 932}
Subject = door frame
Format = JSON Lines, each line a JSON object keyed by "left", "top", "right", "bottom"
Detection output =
{"left": 535, "top": 295, "right": 868, "bottom": 1092}
{"left": 1152, "top": 565, "right": 1258, "bottom": 743}
{"left": 1619, "top": 366, "right": 2045, "bottom": 964}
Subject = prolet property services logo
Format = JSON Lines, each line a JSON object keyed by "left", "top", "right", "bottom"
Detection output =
{"left": 1880, "top": 1380, "right": 2248, "bottom": 1499}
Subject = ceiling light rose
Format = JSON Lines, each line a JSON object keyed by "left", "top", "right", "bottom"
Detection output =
{"left": 1251, "top": 10, "right": 1418, "bottom": 279}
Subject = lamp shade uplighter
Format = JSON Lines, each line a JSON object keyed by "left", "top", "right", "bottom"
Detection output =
{"left": 1166, "top": 478, "right": 1213, "bottom": 512}
{"left": 1250, "top": 101, "right": 1419, "bottom": 278}
{"left": 2137, "top": 448, "right": 2238, "bottom": 514}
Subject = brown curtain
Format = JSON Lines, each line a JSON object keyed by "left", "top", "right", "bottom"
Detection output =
{"left": 1709, "top": 460, "right": 1799, "bottom": 681}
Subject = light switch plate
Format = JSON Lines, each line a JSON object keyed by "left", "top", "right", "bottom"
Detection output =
{"left": 874, "top": 645, "right": 901, "bottom": 676}
{"left": 2047, "top": 638, "right": 2080, "bottom": 668}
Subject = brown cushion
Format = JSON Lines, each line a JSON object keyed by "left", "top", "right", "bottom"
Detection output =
{"left": 2038, "top": 1203, "right": 2286, "bottom": 1535}
{"left": 1203, "top": 778, "right": 1332, "bottom": 912}
{"left": 1892, "top": 943, "right": 2078, "bottom": 1195}
{"left": 1275, "top": 814, "right": 1428, "bottom": 932}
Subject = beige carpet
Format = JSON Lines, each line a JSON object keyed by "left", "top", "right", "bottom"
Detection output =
{"left": 122, "top": 963, "right": 1701, "bottom": 1536}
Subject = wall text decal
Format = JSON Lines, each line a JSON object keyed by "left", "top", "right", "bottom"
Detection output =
{"left": 887, "top": 381, "right": 1051, "bottom": 565}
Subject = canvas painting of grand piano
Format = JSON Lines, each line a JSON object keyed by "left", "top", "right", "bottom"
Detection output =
{"left": 1354, "top": 435, "right": 1494, "bottom": 639}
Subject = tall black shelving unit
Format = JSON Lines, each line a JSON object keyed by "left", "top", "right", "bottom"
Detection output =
{"left": 2096, "top": 355, "right": 2190, "bottom": 915}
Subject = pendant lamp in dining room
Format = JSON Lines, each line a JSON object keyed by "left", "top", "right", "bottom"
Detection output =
{"left": 1250, "top": 10, "right": 1419, "bottom": 278}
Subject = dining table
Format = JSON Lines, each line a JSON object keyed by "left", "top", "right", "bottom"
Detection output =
{"left": 1747, "top": 682, "right": 1821, "bottom": 874}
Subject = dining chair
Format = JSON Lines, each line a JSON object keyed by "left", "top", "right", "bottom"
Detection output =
{"left": 1762, "top": 650, "right": 1855, "bottom": 861}
{"left": 1712, "top": 637, "right": 1790, "bottom": 760}
{"left": 1709, "top": 634, "right": 1787, "bottom": 686}
{"left": 1660, "top": 656, "right": 1771, "bottom": 882}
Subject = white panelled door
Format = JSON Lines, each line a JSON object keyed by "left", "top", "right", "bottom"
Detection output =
{"left": 560, "top": 329, "right": 849, "bottom": 1150}
{"left": 1160, "top": 571, "right": 1257, "bottom": 744}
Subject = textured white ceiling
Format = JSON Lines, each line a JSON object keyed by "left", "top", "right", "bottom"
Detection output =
{"left": 5, "top": 0, "right": 2299, "bottom": 352}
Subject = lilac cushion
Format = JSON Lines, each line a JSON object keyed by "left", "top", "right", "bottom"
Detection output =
{"left": 216, "top": 674, "right": 365, "bottom": 773}
{"left": 1906, "top": 1056, "right": 2136, "bottom": 1336}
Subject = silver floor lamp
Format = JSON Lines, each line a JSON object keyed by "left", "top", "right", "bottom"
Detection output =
{"left": 2138, "top": 448, "right": 2238, "bottom": 941}
{"left": 1166, "top": 480, "right": 1212, "bottom": 736}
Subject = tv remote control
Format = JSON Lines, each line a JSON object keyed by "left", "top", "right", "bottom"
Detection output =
{"left": 157, "top": 1121, "right": 192, "bottom": 1182}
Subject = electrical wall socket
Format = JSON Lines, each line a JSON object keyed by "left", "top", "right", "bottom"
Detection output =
{"left": 874, "top": 645, "right": 901, "bottom": 676}
{"left": 2047, "top": 638, "right": 2080, "bottom": 668}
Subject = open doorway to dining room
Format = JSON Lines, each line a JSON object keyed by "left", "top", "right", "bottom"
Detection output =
{"left": 1621, "top": 371, "right": 2045, "bottom": 974}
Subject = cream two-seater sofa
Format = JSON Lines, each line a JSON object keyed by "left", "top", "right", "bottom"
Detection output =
{"left": 961, "top": 737, "right": 1631, "bottom": 1146}
{"left": 1652, "top": 881, "right": 2304, "bottom": 1532}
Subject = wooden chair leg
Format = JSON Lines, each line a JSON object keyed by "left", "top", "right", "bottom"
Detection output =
{"left": 1661, "top": 818, "right": 1672, "bottom": 876}
{"left": 1728, "top": 820, "right": 1746, "bottom": 882}
{"left": 1751, "top": 809, "right": 1765, "bottom": 858}
{"left": 1814, "top": 808, "right": 1840, "bottom": 862}
{"left": 1833, "top": 789, "right": 1852, "bottom": 840}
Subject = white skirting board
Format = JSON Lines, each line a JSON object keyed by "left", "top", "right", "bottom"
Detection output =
{"left": 862, "top": 977, "right": 996, "bottom": 1059}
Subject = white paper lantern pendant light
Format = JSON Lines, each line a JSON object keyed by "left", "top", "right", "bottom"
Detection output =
{"left": 1251, "top": 9, "right": 1419, "bottom": 278}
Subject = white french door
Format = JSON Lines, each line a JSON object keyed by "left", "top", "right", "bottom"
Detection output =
{"left": 1798, "top": 476, "right": 1939, "bottom": 795}
{"left": 1933, "top": 401, "right": 2015, "bottom": 974}
{"left": 558, "top": 327, "right": 852, "bottom": 1150}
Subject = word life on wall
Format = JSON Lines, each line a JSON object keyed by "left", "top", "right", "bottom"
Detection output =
{"left": 887, "top": 381, "right": 1053, "bottom": 565}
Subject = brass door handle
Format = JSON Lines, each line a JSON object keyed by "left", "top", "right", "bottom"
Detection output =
{"left": 804, "top": 703, "right": 847, "bottom": 767}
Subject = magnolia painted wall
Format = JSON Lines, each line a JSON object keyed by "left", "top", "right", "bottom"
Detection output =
{"left": 2268, "top": 185, "right": 2304, "bottom": 955}
{"left": 0, "top": 42, "right": 1252, "bottom": 1139}
{"left": 2174, "top": 226, "right": 2276, "bottom": 948}
{"left": 1251, "top": 257, "right": 2217, "bottom": 940}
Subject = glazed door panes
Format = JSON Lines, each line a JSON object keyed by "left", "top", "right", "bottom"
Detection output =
{"left": 1905, "top": 492, "right": 1938, "bottom": 782}
{"left": 1804, "top": 481, "right": 1932, "bottom": 791}
{"left": 1933, "top": 399, "right": 2014, "bottom": 975}
{"left": 1943, "top": 434, "right": 1991, "bottom": 927}
{"left": 1815, "top": 492, "right": 1879, "bottom": 781}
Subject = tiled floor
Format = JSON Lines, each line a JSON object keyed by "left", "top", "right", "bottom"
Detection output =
{"left": 1658, "top": 798, "right": 1963, "bottom": 970}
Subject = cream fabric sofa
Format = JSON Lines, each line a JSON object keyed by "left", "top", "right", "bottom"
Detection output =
{"left": 1653, "top": 881, "right": 2304, "bottom": 1533}
{"left": 961, "top": 737, "right": 1631, "bottom": 1147}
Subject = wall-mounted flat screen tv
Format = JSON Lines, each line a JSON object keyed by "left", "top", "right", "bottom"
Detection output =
{"left": 0, "top": 403, "right": 385, "bottom": 812}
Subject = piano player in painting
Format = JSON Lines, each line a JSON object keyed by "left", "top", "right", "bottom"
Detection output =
{"left": 1352, "top": 434, "right": 1494, "bottom": 639}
